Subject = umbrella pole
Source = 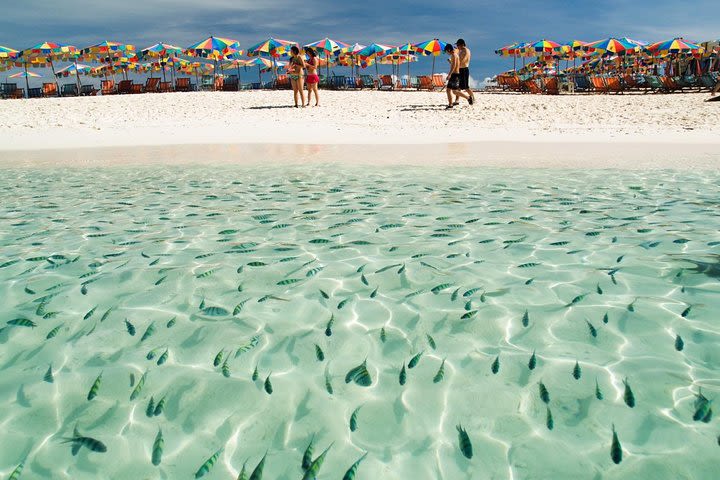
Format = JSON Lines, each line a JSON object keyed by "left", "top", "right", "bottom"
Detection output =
{"left": 24, "top": 62, "right": 30, "bottom": 98}
{"left": 50, "top": 59, "right": 60, "bottom": 97}
{"left": 431, "top": 56, "right": 435, "bottom": 76}
{"left": 327, "top": 51, "right": 330, "bottom": 87}
{"left": 237, "top": 65, "right": 241, "bottom": 91}
{"left": 258, "top": 66, "right": 261, "bottom": 86}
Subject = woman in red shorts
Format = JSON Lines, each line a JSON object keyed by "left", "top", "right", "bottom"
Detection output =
{"left": 304, "top": 47, "right": 320, "bottom": 107}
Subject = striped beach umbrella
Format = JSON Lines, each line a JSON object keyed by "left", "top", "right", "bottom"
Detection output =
{"left": 81, "top": 41, "right": 135, "bottom": 61}
{"left": 357, "top": 43, "right": 395, "bottom": 77}
{"left": 55, "top": 63, "right": 92, "bottom": 76}
{"left": 247, "top": 38, "right": 297, "bottom": 58}
{"left": 413, "top": 38, "right": 447, "bottom": 56}
{"left": 20, "top": 42, "right": 79, "bottom": 94}
{"left": 527, "top": 39, "right": 562, "bottom": 55}
{"left": 586, "top": 37, "right": 639, "bottom": 56}
{"left": 141, "top": 43, "right": 183, "bottom": 58}
{"left": 647, "top": 37, "right": 702, "bottom": 54}
{"left": 185, "top": 36, "right": 240, "bottom": 59}
{"left": 0, "top": 45, "right": 18, "bottom": 59}
{"left": 306, "top": 38, "right": 350, "bottom": 80}
{"left": 9, "top": 71, "right": 42, "bottom": 78}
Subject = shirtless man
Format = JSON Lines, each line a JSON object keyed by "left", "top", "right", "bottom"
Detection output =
{"left": 456, "top": 38, "right": 475, "bottom": 105}
{"left": 444, "top": 44, "right": 469, "bottom": 109}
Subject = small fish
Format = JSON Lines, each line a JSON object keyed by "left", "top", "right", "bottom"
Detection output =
{"left": 315, "top": 344, "right": 325, "bottom": 362}
{"left": 83, "top": 306, "right": 97, "bottom": 321}
{"left": 491, "top": 356, "right": 500, "bottom": 374}
{"left": 380, "top": 327, "right": 386, "bottom": 343}
{"left": 301, "top": 443, "right": 333, "bottom": 480}
{"left": 595, "top": 379, "right": 604, "bottom": 400}
{"left": 264, "top": 374, "right": 273, "bottom": 394}
{"left": 202, "top": 306, "right": 229, "bottom": 317}
{"left": 565, "top": 293, "right": 588, "bottom": 307}
{"left": 342, "top": 452, "right": 369, "bottom": 480}
{"left": 397, "top": 264, "right": 406, "bottom": 274}
{"left": 586, "top": 320, "right": 597, "bottom": 338}
{"left": 237, "top": 461, "right": 248, "bottom": 480}
{"left": 370, "top": 286, "right": 378, "bottom": 298}
{"left": 546, "top": 406, "right": 554, "bottom": 431}
{"left": 141, "top": 322, "right": 156, "bottom": 342}
{"left": 125, "top": 319, "right": 136, "bottom": 336}
{"left": 528, "top": 350, "right": 537, "bottom": 370}
{"left": 130, "top": 371, "right": 147, "bottom": 401}
{"left": 399, "top": 363, "right": 407, "bottom": 385}
{"left": 157, "top": 349, "right": 169, "bottom": 366}
{"left": 426, "top": 334, "right": 436, "bottom": 350}
{"left": 233, "top": 299, "right": 249, "bottom": 315}
{"left": 302, "top": 435, "right": 315, "bottom": 471}
{"left": 675, "top": 335, "right": 684, "bottom": 352}
{"left": 146, "top": 396, "right": 156, "bottom": 417}
{"left": 451, "top": 287, "right": 461, "bottom": 301}
{"left": 62, "top": 426, "right": 108, "bottom": 455}
{"left": 319, "top": 289, "right": 330, "bottom": 299}
{"left": 433, "top": 358, "right": 446, "bottom": 383}
{"left": 539, "top": 381, "right": 550, "bottom": 404}
{"left": 213, "top": 349, "right": 224, "bottom": 367}
{"left": 349, "top": 405, "right": 361, "bottom": 432}
{"left": 610, "top": 424, "right": 622, "bottom": 464}
{"left": 325, "top": 366, "right": 333, "bottom": 394}
{"left": 195, "top": 447, "right": 224, "bottom": 478}
{"left": 408, "top": 351, "right": 424, "bottom": 369}
{"left": 456, "top": 424, "right": 473, "bottom": 459}
{"left": 522, "top": 310, "right": 529, "bottom": 328}
{"left": 87, "top": 372, "right": 103, "bottom": 401}
{"left": 325, "top": 315, "right": 334, "bottom": 336}
{"left": 100, "top": 308, "right": 113, "bottom": 322}
{"left": 616, "top": 255, "right": 624, "bottom": 263}
{"left": 573, "top": 361, "right": 582, "bottom": 380}
{"left": 249, "top": 451, "right": 267, "bottom": 480}
{"left": 235, "top": 335, "right": 261, "bottom": 358}
{"left": 627, "top": 300, "right": 635, "bottom": 312}
{"left": 7, "top": 318, "right": 36, "bottom": 328}
{"left": 623, "top": 378, "right": 635, "bottom": 408}
{"left": 154, "top": 396, "right": 166, "bottom": 416}
{"left": 152, "top": 428, "right": 164, "bottom": 466}
{"left": 461, "top": 310, "right": 478, "bottom": 320}
{"left": 337, "top": 298, "right": 351, "bottom": 309}
{"left": 602, "top": 312, "right": 609, "bottom": 324}
{"left": 360, "top": 273, "right": 369, "bottom": 286}
{"left": 431, "top": 283, "right": 454, "bottom": 294}
{"left": 222, "top": 358, "right": 231, "bottom": 378}
{"left": 44, "top": 364, "right": 54, "bottom": 383}
{"left": 345, "top": 360, "right": 372, "bottom": 387}
{"left": 681, "top": 305, "right": 692, "bottom": 318}
{"left": 130, "top": 373, "right": 135, "bottom": 387}
{"left": 252, "top": 365, "right": 259, "bottom": 382}
{"left": 46, "top": 324, "right": 63, "bottom": 340}
{"left": 166, "top": 317, "right": 176, "bottom": 328}
{"left": 596, "top": 283, "right": 603, "bottom": 295}
{"left": 8, "top": 460, "right": 24, "bottom": 480}
{"left": 693, "top": 391, "right": 712, "bottom": 422}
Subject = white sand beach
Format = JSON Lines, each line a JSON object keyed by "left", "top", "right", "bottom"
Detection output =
{"left": 0, "top": 90, "right": 718, "bottom": 168}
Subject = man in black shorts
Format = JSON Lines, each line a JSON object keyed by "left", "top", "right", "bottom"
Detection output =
{"left": 456, "top": 38, "right": 475, "bottom": 105}
{"left": 444, "top": 43, "right": 469, "bottom": 109}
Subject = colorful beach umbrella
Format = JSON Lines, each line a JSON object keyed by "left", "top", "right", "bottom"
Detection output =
{"left": 55, "top": 63, "right": 92, "bottom": 76}
{"left": 185, "top": 36, "right": 240, "bottom": 59}
{"left": 357, "top": 43, "right": 395, "bottom": 77}
{"left": 20, "top": 42, "right": 79, "bottom": 95}
{"left": 527, "top": 39, "right": 562, "bottom": 55}
{"left": 141, "top": 43, "right": 184, "bottom": 83}
{"left": 9, "top": 71, "right": 42, "bottom": 78}
{"left": 247, "top": 38, "right": 297, "bottom": 58}
{"left": 647, "top": 37, "right": 702, "bottom": 55}
{"left": 81, "top": 41, "right": 135, "bottom": 61}
{"left": 586, "top": 37, "right": 639, "bottom": 56}
{"left": 306, "top": 38, "right": 350, "bottom": 81}
{"left": 0, "top": 45, "right": 18, "bottom": 59}
{"left": 413, "top": 39, "right": 449, "bottom": 76}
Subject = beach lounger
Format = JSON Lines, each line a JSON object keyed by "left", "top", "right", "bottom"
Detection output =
{"left": 675, "top": 75, "right": 698, "bottom": 91}
{"left": 81, "top": 84, "right": 98, "bottom": 96}
{"left": 101, "top": 80, "right": 116, "bottom": 95}
{"left": 1, "top": 83, "right": 23, "bottom": 99}
{"left": 360, "top": 75, "right": 375, "bottom": 89}
{"left": 199, "top": 75, "right": 215, "bottom": 91}
{"left": 505, "top": 75, "right": 522, "bottom": 92}
{"left": 175, "top": 78, "right": 192, "bottom": 92}
{"left": 661, "top": 76, "right": 680, "bottom": 92}
{"left": 159, "top": 81, "right": 172, "bottom": 93}
{"left": 131, "top": 83, "right": 143, "bottom": 94}
{"left": 572, "top": 75, "right": 592, "bottom": 92}
{"left": 117, "top": 80, "right": 133, "bottom": 94}
{"left": 431, "top": 74, "right": 445, "bottom": 90}
{"left": 379, "top": 75, "right": 394, "bottom": 90}
{"left": 622, "top": 75, "right": 639, "bottom": 90}
{"left": 222, "top": 75, "right": 239, "bottom": 91}
{"left": 144, "top": 77, "right": 160, "bottom": 93}
{"left": 42, "top": 82, "right": 58, "bottom": 97}
{"left": 274, "top": 75, "right": 290, "bottom": 89}
{"left": 700, "top": 73, "right": 718, "bottom": 90}
{"left": 541, "top": 76, "right": 559, "bottom": 95}
{"left": 605, "top": 77, "right": 623, "bottom": 94}
{"left": 410, "top": 77, "right": 420, "bottom": 90}
{"left": 214, "top": 76, "right": 224, "bottom": 91}
{"left": 28, "top": 88, "right": 43, "bottom": 98}
{"left": 418, "top": 75, "right": 433, "bottom": 91}
{"left": 60, "top": 83, "right": 79, "bottom": 97}
{"left": 589, "top": 76, "right": 609, "bottom": 93}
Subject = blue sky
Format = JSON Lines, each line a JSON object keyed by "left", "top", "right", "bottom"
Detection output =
{"left": 1, "top": 0, "right": 717, "bottom": 81}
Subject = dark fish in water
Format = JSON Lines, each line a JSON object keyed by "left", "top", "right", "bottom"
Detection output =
{"left": 370, "top": 286, "right": 378, "bottom": 298}
{"left": 83, "top": 306, "right": 97, "bottom": 321}
{"left": 433, "top": 359, "right": 446, "bottom": 384}
{"left": 457, "top": 424, "right": 473, "bottom": 459}
{"left": 222, "top": 358, "right": 231, "bottom": 378}
{"left": 152, "top": 428, "right": 164, "bottom": 466}
{"left": 585, "top": 320, "right": 597, "bottom": 338}
{"left": 44, "top": 364, "right": 54, "bottom": 383}
{"left": 166, "top": 317, "right": 176, "bottom": 328}
{"left": 350, "top": 405, "right": 361, "bottom": 432}
{"left": 525, "top": 278, "right": 534, "bottom": 285}
{"left": 675, "top": 335, "right": 684, "bottom": 352}
{"left": 202, "top": 306, "right": 229, "bottom": 317}
{"left": 87, "top": 372, "right": 103, "bottom": 401}
{"left": 252, "top": 365, "right": 259, "bottom": 382}
{"left": 623, "top": 378, "right": 635, "bottom": 408}
{"left": 214, "top": 349, "right": 224, "bottom": 367}
{"left": 627, "top": 300, "right": 635, "bottom": 312}
{"left": 62, "top": 426, "right": 108, "bottom": 455}
{"left": 7, "top": 318, "right": 36, "bottom": 328}
{"left": 539, "top": 381, "right": 550, "bottom": 404}
{"left": 426, "top": 334, "right": 436, "bottom": 350}
{"left": 596, "top": 283, "right": 603, "bottom": 295}
{"left": 235, "top": 335, "right": 260, "bottom": 358}
{"left": 8, "top": 460, "right": 24, "bottom": 480}
{"left": 342, "top": 452, "right": 368, "bottom": 480}
{"left": 249, "top": 451, "right": 267, "bottom": 480}
{"left": 264, "top": 374, "right": 273, "bottom": 394}
{"left": 602, "top": 312, "right": 609, "bottom": 324}
{"left": 46, "top": 324, "right": 63, "bottom": 339}
{"left": 546, "top": 406, "right": 554, "bottom": 431}
{"left": 693, "top": 390, "right": 712, "bottom": 422}
{"left": 616, "top": 255, "right": 624, "bottom": 263}
{"left": 130, "top": 371, "right": 147, "bottom": 401}
{"left": 345, "top": 360, "right": 372, "bottom": 387}
{"left": 233, "top": 299, "right": 249, "bottom": 315}
{"left": 681, "top": 305, "right": 692, "bottom": 318}
{"left": 397, "top": 264, "right": 406, "bottom": 274}
{"left": 154, "top": 396, "right": 166, "bottom": 416}
{"left": 319, "top": 289, "right": 330, "bottom": 299}
{"left": 528, "top": 350, "right": 537, "bottom": 370}
{"left": 408, "top": 351, "right": 424, "bottom": 369}
{"left": 337, "top": 298, "right": 351, "bottom": 309}
{"left": 573, "top": 361, "right": 582, "bottom": 380}
{"left": 302, "top": 435, "right": 315, "bottom": 471}
{"left": 431, "top": 283, "right": 454, "bottom": 294}
{"left": 610, "top": 424, "right": 622, "bottom": 464}
{"left": 146, "top": 396, "right": 156, "bottom": 417}
{"left": 399, "top": 363, "right": 407, "bottom": 385}
{"left": 195, "top": 447, "right": 224, "bottom": 478}
{"left": 360, "top": 273, "right": 369, "bottom": 286}
{"left": 125, "top": 319, "right": 136, "bottom": 336}
{"left": 451, "top": 287, "right": 461, "bottom": 301}
{"left": 522, "top": 310, "right": 529, "bottom": 328}
{"left": 302, "top": 443, "right": 333, "bottom": 480}
{"left": 141, "top": 322, "right": 156, "bottom": 342}
{"left": 100, "top": 308, "right": 113, "bottom": 322}
{"left": 325, "top": 367, "right": 333, "bottom": 394}
{"left": 325, "top": 314, "right": 334, "bottom": 336}
{"left": 565, "top": 293, "right": 588, "bottom": 307}
{"left": 380, "top": 327, "right": 386, "bottom": 343}
{"left": 157, "top": 349, "right": 169, "bottom": 366}
{"left": 595, "top": 379, "right": 604, "bottom": 400}
{"left": 315, "top": 344, "right": 325, "bottom": 362}
{"left": 130, "top": 373, "right": 135, "bottom": 387}
{"left": 491, "top": 356, "right": 500, "bottom": 374}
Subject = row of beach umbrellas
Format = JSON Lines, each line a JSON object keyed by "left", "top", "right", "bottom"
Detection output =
{"left": 0, "top": 37, "right": 451, "bottom": 96}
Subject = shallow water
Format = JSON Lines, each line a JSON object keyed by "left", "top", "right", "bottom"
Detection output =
{"left": 0, "top": 165, "right": 718, "bottom": 480}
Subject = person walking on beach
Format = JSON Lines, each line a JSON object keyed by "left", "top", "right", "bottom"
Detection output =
{"left": 444, "top": 44, "right": 469, "bottom": 109}
{"left": 456, "top": 39, "right": 475, "bottom": 105}
{"left": 288, "top": 45, "right": 307, "bottom": 108}
{"left": 304, "top": 47, "right": 320, "bottom": 107}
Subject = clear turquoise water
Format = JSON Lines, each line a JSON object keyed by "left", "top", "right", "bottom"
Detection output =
{"left": 1, "top": 166, "right": 719, "bottom": 480}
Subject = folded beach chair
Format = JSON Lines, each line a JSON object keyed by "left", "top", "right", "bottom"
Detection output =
{"left": 81, "top": 84, "right": 98, "bottom": 96}
{"left": 117, "top": 80, "right": 133, "bottom": 94}
{"left": 42, "top": 82, "right": 58, "bottom": 97}
{"left": 61, "top": 83, "right": 79, "bottom": 96}
{"left": 144, "top": 77, "right": 160, "bottom": 93}
{"left": 222, "top": 75, "right": 239, "bottom": 91}
{"left": 101, "top": 80, "right": 115, "bottom": 95}
{"left": 159, "top": 81, "right": 172, "bottom": 93}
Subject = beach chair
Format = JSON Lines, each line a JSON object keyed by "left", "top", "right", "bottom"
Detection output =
{"left": 675, "top": 75, "right": 698, "bottom": 91}
{"left": 622, "top": 75, "right": 638, "bottom": 91}
{"left": 541, "top": 76, "right": 559, "bottom": 95}
{"left": 605, "top": 77, "right": 623, "bottom": 94}
{"left": 572, "top": 75, "right": 592, "bottom": 93}
{"left": 700, "top": 74, "right": 718, "bottom": 90}
{"left": 199, "top": 75, "right": 215, "bottom": 91}
{"left": 144, "top": 77, "right": 160, "bottom": 93}
{"left": 523, "top": 78, "right": 542, "bottom": 94}
{"left": 222, "top": 75, "right": 239, "bottom": 91}
{"left": 1, "top": 83, "right": 23, "bottom": 99}
{"left": 660, "top": 76, "right": 680, "bottom": 92}
{"left": 131, "top": 83, "right": 143, "bottom": 94}
{"left": 590, "top": 76, "right": 609, "bottom": 93}
{"left": 60, "top": 83, "right": 78, "bottom": 97}
{"left": 117, "top": 80, "right": 133, "bottom": 94}
{"left": 101, "top": 80, "right": 115, "bottom": 95}
{"left": 418, "top": 76, "right": 433, "bottom": 90}
{"left": 159, "top": 81, "right": 172, "bottom": 93}
{"left": 174, "top": 77, "right": 191, "bottom": 92}
{"left": 274, "top": 74, "right": 290, "bottom": 89}
{"left": 410, "top": 77, "right": 420, "bottom": 90}
{"left": 214, "top": 76, "right": 224, "bottom": 91}
{"left": 642, "top": 75, "right": 665, "bottom": 93}
{"left": 360, "top": 75, "right": 375, "bottom": 89}
{"left": 379, "top": 75, "right": 394, "bottom": 90}
{"left": 28, "top": 88, "right": 43, "bottom": 98}
{"left": 42, "top": 82, "right": 58, "bottom": 97}
{"left": 504, "top": 75, "right": 522, "bottom": 92}
{"left": 431, "top": 74, "right": 445, "bottom": 90}
{"left": 81, "top": 84, "right": 98, "bottom": 96}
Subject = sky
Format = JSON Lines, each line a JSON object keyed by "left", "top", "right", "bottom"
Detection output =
{"left": 1, "top": 0, "right": 718, "bottom": 82}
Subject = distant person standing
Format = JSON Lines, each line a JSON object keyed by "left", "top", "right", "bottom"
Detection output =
{"left": 288, "top": 45, "right": 307, "bottom": 108}
{"left": 456, "top": 38, "right": 475, "bottom": 105}
{"left": 304, "top": 47, "right": 320, "bottom": 107}
{"left": 444, "top": 44, "right": 470, "bottom": 109}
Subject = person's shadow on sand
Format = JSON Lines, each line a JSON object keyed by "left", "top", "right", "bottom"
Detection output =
{"left": 247, "top": 105, "right": 298, "bottom": 110}
{"left": 400, "top": 105, "right": 452, "bottom": 111}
